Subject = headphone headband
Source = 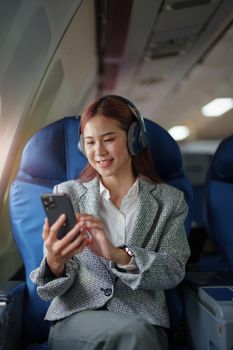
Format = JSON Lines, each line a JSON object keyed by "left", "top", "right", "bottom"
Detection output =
{"left": 100, "top": 94, "right": 147, "bottom": 132}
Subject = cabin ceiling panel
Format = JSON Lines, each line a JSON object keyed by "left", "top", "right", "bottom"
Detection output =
{"left": 129, "top": 2, "right": 233, "bottom": 140}
{"left": 99, "top": 0, "right": 233, "bottom": 142}
{"left": 156, "top": 0, "right": 223, "bottom": 33}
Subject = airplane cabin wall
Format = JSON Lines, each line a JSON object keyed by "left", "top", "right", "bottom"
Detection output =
{"left": 0, "top": 0, "right": 98, "bottom": 281}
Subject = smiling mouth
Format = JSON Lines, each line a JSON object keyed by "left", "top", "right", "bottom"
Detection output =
{"left": 97, "top": 159, "right": 113, "bottom": 168}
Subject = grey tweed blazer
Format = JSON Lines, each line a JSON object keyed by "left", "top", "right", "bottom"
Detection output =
{"left": 30, "top": 177, "right": 190, "bottom": 328}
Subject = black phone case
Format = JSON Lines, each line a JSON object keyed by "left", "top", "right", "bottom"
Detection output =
{"left": 41, "top": 193, "right": 77, "bottom": 239}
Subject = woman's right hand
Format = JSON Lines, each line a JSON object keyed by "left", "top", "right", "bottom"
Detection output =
{"left": 43, "top": 214, "right": 90, "bottom": 276}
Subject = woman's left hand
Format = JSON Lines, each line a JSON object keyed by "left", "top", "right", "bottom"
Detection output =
{"left": 78, "top": 214, "right": 131, "bottom": 265}
{"left": 77, "top": 213, "right": 115, "bottom": 260}
{"left": 77, "top": 214, "right": 131, "bottom": 265}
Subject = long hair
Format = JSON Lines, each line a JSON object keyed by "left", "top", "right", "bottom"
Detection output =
{"left": 78, "top": 95, "right": 162, "bottom": 183}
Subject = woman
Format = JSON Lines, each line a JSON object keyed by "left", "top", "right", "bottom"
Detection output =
{"left": 30, "top": 95, "right": 190, "bottom": 350}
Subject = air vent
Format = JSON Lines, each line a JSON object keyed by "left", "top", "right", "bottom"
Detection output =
{"left": 166, "top": 0, "right": 216, "bottom": 11}
{"left": 147, "top": 38, "right": 193, "bottom": 59}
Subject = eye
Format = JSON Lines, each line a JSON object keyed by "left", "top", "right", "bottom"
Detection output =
{"left": 86, "top": 140, "right": 94, "bottom": 145}
{"left": 104, "top": 138, "right": 114, "bottom": 143}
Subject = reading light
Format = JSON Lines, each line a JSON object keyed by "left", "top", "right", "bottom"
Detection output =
{"left": 168, "top": 125, "right": 190, "bottom": 141}
{"left": 201, "top": 98, "right": 233, "bottom": 117}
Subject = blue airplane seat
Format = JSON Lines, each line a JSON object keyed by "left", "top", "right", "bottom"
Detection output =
{"left": 202, "top": 134, "right": 233, "bottom": 272}
{"left": 9, "top": 116, "right": 193, "bottom": 349}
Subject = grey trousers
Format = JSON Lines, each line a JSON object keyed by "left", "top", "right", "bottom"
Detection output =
{"left": 48, "top": 310, "right": 168, "bottom": 350}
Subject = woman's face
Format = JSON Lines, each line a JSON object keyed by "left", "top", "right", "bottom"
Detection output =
{"left": 83, "top": 114, "right": 133, "bottom": 180}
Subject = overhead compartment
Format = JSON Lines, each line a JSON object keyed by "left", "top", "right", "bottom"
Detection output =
{"left": 147, "top": 0, "right": 223, "bottom": 59}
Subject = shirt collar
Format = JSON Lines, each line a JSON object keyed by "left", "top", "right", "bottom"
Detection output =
{"left": 100, "top": 178, "right": 139, "bottom": 201}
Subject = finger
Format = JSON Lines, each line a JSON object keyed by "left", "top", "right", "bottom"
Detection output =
{"left": 78, "top": 214, "right": 98, "bottom": 222}
{"left": 78, "top": 216, "right": 103, "bottom": 230}
{"left": 42, "top": 218, "right": 50, "bottom": 241}
{"left": 76, "top": 215, "right": 105, "bottom": 234}
{"left": 61, "top": 221, "right": 84, "bottom": 245}
{"left": 48, "top": 214, "right": 66, "bottom": 242}
{"left": 84, "top": 220, "right": 104, "bottom": 233}
{"left": 50, "top": 221, "right": 85, "bottom": 255}
{"left": 61, "top": 233, "right": 88, "bottom": 256}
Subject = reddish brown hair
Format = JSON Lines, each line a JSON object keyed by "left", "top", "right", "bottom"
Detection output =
{"left": 78, "top": 95, "right": 162, "bottom": 183}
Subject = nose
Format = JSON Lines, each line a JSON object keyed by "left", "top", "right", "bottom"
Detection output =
{"left": 95, "top": 141, "right": 107, "bottom": 156}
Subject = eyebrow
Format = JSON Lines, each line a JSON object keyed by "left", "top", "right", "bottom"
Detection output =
{"left": 84, "top": 132, "right": 117, "bottom": 139}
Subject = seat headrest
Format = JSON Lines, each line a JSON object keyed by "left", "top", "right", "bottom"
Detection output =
{"left": 18, "top": 117, "right": 87, "bottom": 187}
{"left": 17, "top": 116, "right": 184, "bottom": 186}
{"left": 211, "top": 135, "right": 233, "bottom": 181}
{"left": 145, "top": 119, "right": 184, "bottom": 181}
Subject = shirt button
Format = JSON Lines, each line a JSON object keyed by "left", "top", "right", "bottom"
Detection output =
{"left": 101, "top": 288, "right": 112, "bottom": 297}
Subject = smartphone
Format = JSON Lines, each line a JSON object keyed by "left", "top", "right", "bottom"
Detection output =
{"left": 41, "top": 193, "right": 77, "bottom": 239}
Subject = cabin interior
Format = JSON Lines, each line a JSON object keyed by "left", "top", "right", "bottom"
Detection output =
{"left": 0, "top": 1, "right": 233, "bottom": 349}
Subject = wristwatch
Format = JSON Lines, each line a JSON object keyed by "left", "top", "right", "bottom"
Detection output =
{"left": 119, "top": 245, "right": 134, "bottom": 257}
{"left": 116, "top": 245, "right": 137, "bottom": 271}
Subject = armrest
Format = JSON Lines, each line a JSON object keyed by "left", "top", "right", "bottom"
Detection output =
{"left": 0, "top": 280, "right": 25, "bottom": 302}
{"left": 184, "top": 271, "right": 233, "bottom": 292}
{"left": 0, "top": 281, "right": 25, "bottom": 350}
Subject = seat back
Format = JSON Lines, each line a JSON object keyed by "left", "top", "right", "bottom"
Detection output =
{"left": 203, "top": 134, "right": 233, "bottom": 271}
{"left": 9, "top": 116, "right": 193, "bottom": 344}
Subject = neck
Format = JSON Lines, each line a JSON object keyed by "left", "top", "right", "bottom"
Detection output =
{"left": 101, "top": 174, "right": 137, "bottom": 208}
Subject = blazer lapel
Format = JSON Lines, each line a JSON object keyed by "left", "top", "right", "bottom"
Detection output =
{"left": 78, "top": 177, "right": 160, "bottom": 251}
{"left": 127, "top": 179, "right": 159, "bottom": 247}
{"left": 78, "top": 177, "right": 100, "bottom": 217}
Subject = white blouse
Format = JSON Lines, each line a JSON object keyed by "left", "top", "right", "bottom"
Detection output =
{"left": 99, "top": 179, "right": 138, "bottom": 270}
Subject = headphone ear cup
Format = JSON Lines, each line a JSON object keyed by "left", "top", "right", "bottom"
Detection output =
{"left": 127, "top": 122, "right": 141, "bottom": 155}
{"left": 78, "top": 134, "right": 86, "bottom": 157}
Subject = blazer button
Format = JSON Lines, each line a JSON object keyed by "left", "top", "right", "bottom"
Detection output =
{"left": 100, "top": 288, "right": 112, "bottom": 297}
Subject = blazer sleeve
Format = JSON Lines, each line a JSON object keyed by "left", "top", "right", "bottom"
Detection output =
{"left": 30, "top": 257, "right": 79, "bottom": 301}
{"left": 109, "top": 191, "right": 190, "bottom": 290}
